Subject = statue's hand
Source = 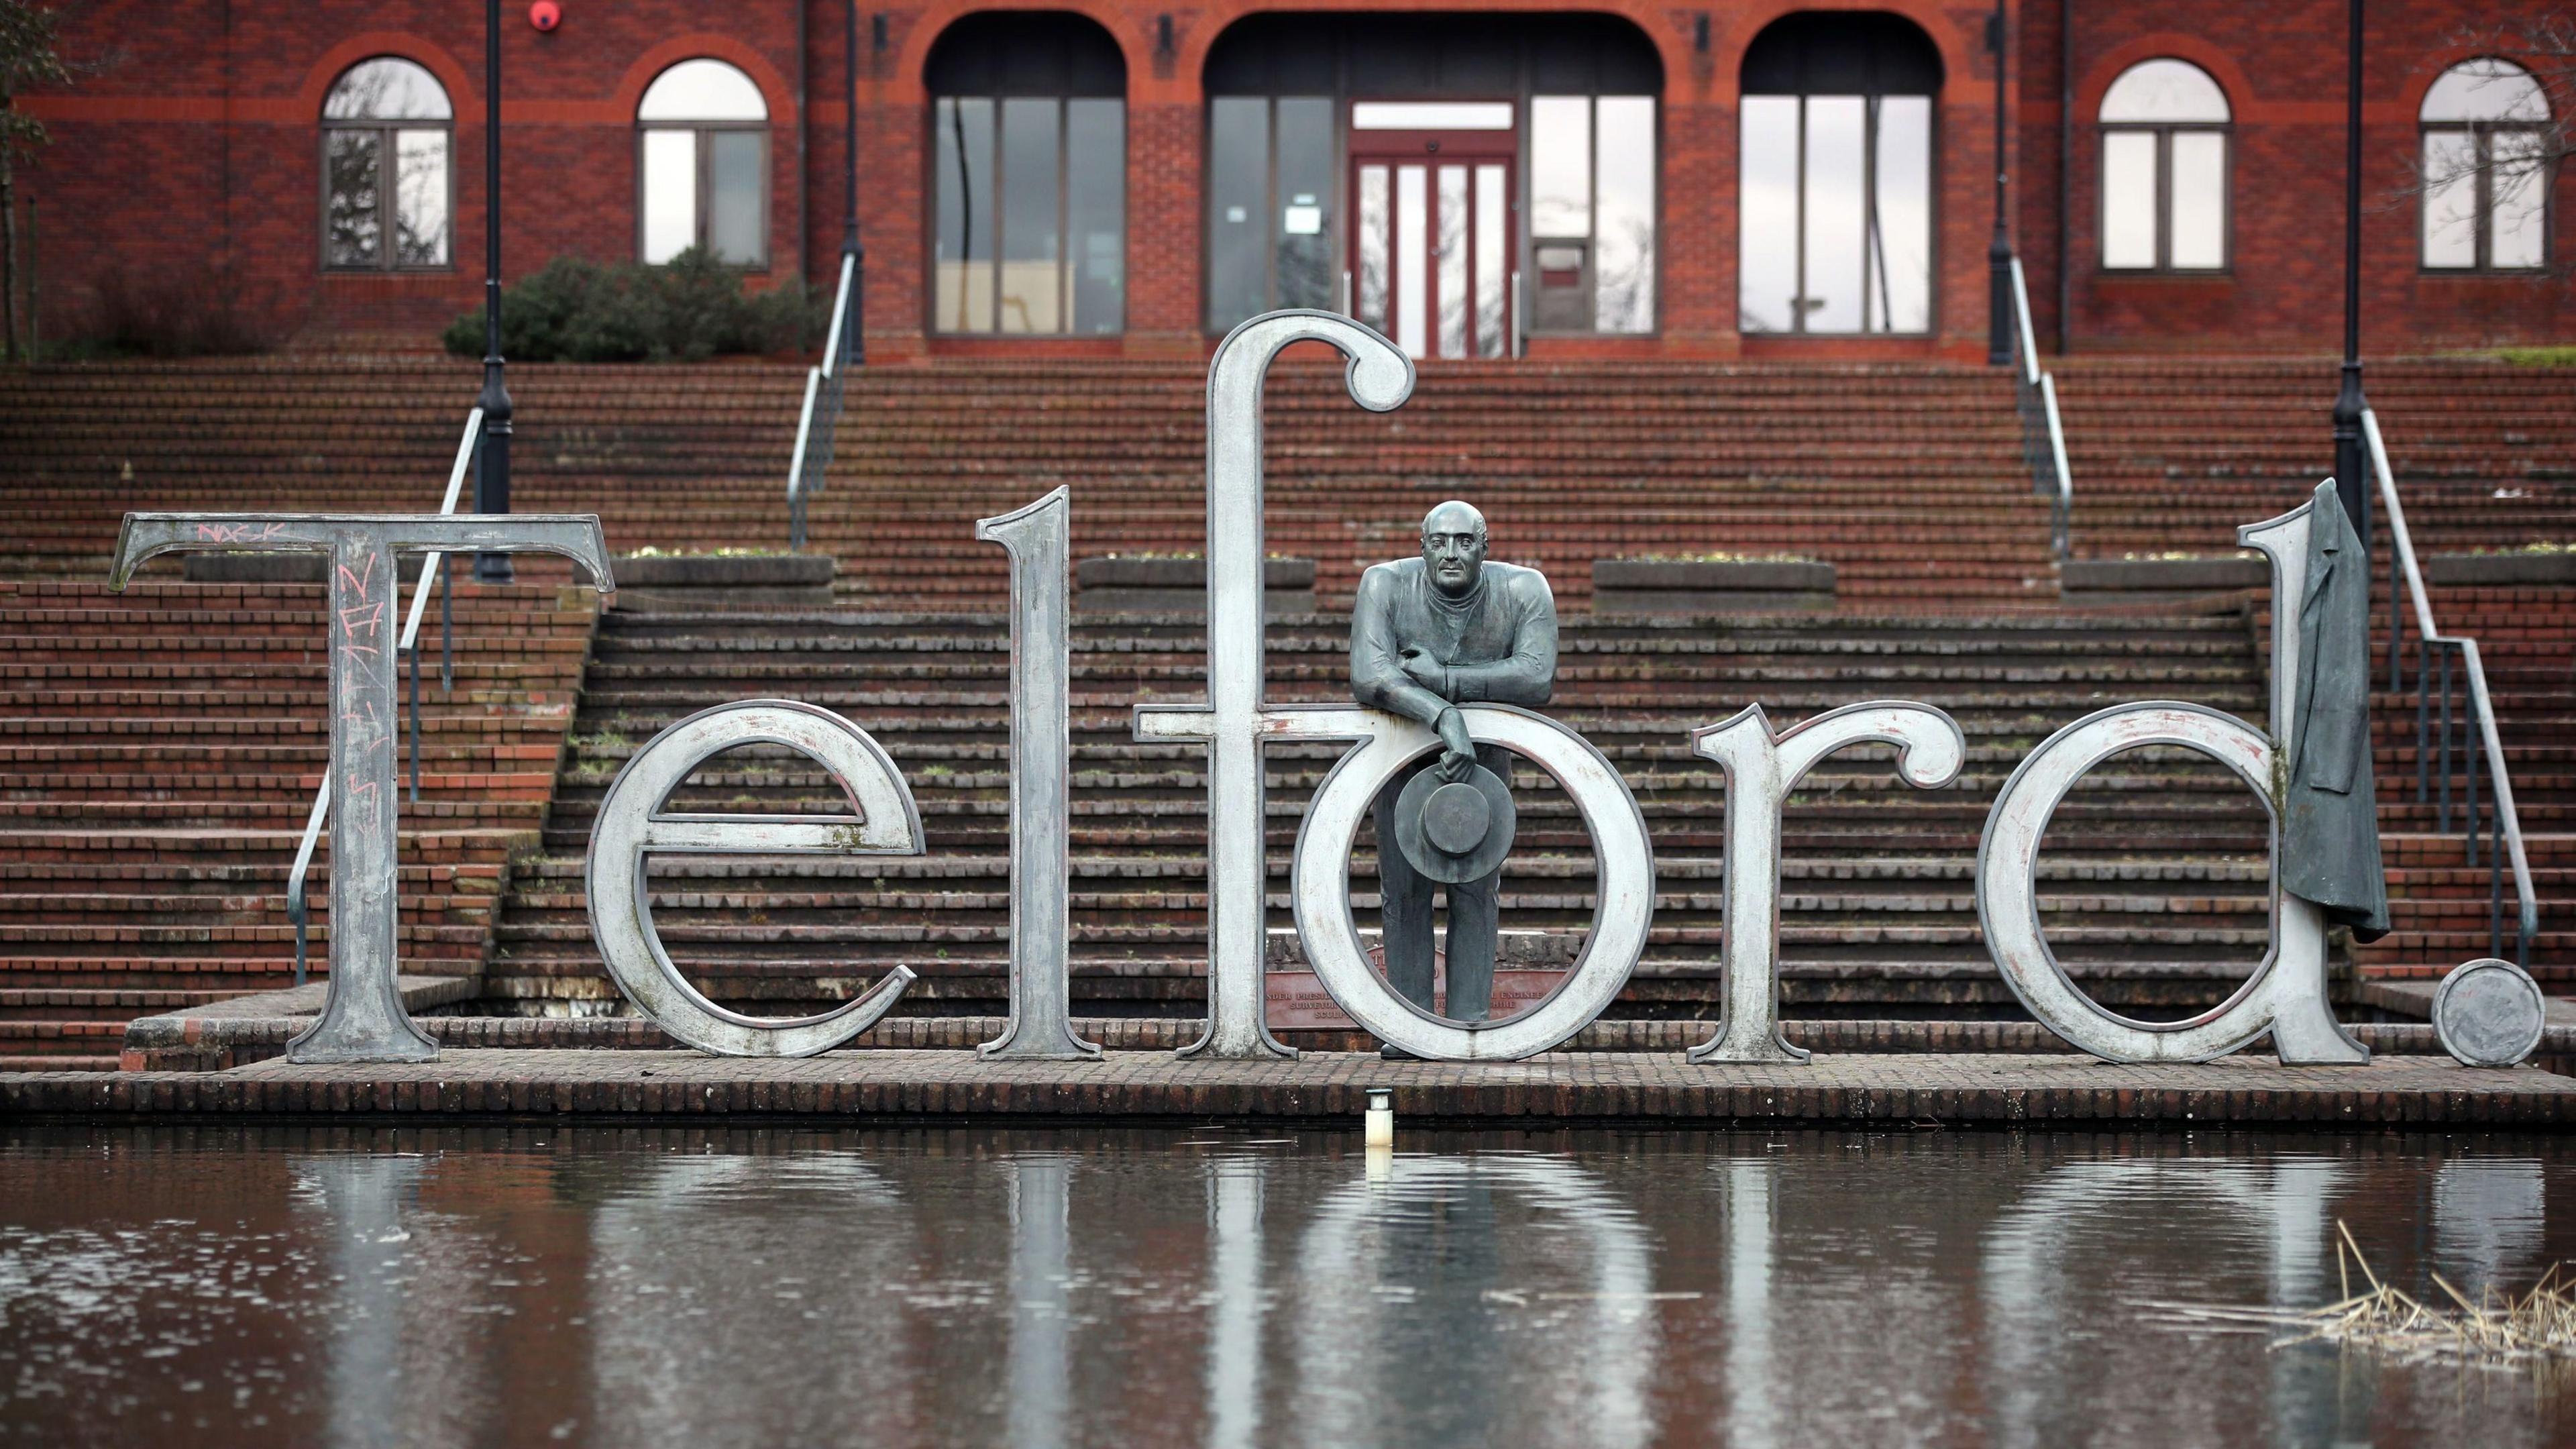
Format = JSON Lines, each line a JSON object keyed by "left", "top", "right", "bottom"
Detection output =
{"left": 1433, "top": 707, "right": 1477, "bottom": 783}
{"left": 1398, "top": 647, "right": 1450, "bottom": 696}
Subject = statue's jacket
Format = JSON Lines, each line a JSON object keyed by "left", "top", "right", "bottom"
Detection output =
{"left": 1349, "top": 558, "right": 1559, "bottom": 725}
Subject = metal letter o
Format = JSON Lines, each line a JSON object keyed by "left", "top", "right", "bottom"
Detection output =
{"left": 1290, "top": 704, "right": 1654, "bottom": 1061}
{"left": 588, "top": 699, "right": 926, "bottom": 1057}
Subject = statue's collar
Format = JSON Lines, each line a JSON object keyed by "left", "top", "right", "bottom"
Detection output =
{"left": 1422, "top": 566, "right": 1488, "bottom": 623}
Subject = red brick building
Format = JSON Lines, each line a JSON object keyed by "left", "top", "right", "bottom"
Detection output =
{"left": 21, "top": 1, "right": 2575, "bottom": 359}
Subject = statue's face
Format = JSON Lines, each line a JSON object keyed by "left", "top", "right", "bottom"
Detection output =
{"left": 1421, "top": 506, "right": 1488, "bottom": 596}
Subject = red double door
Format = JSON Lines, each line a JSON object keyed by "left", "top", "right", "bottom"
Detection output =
{"left": 1348, "top": 116, "right": 1516, "bottom": 360}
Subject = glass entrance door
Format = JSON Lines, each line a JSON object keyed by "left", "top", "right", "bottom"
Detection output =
{"left": 1348, "top": 102, "right": 1515, "bottom": 360}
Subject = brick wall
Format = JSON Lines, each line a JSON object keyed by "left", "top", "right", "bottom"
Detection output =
{"left": 18, "top": 0, "right": 2573, "bottom": 356}
{"left": 2024, "top": 0, "right": 2576, "bottom": 353}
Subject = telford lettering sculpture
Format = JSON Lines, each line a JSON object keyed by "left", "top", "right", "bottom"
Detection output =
{"left": 1350, "top": 500, "right": 1557, "bottom": 1045}
{"left": 121, "top": 314, "right": 2422, "bottom": 1069}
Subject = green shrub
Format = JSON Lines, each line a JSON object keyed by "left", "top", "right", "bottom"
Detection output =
{"left": 63, "top": 264, "right": 282, "bottom": 358}
{"left": 442, "top": 250, "right": 823, "bottom": 362}
{"left": 2496, "top": 345, "right": 2576, "bottom": 368}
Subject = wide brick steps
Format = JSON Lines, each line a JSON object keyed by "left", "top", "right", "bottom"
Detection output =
{"left": 2054, "top": 359, "right": 2576, "bottom": 561}
{"left": 469, "top": 606, "right": 2396, "bottom": 1028}
{"left": 0, "top": 356, "right": 2058, "bottom": 610}
{"left": 0, "top": 577, "right": 598, "bottom": 1062}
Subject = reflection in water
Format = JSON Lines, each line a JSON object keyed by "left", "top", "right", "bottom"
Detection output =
{"left": 1292, "top": 1156, "right": 1654, "bottom": 1449}
{"left": 1008, "top": 1157, "right": 1073, "bottom": 1449}
{"left": 299, "top": 1156, "right": 427, "bottom": 1449}
{"left": 1204, "top": 1159, "right": 1263, "bottom": 1449}
{"left": 586, "top": 1153, "right": 917, "bottom": 1448}
{"left": 1724, "top": 1159, "right": 1777, "bottom": 1449}
{"left": 1982, "top": 1160, "right": 2351, "bottom": 1449}
{"left": 3, "top": 1127, "right": 2573, "bottom": 1448}
{"left": 2436, "top": 1158, "right": 2547, "bottom": 1295}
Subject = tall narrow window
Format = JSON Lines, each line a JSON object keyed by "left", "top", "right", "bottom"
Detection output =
{"left": 637, "top": 60, "right": 769, "bottom": 266}
{"left": 1738, "top": 15, "right": 1939, "bottom": 335}
{"left": 2421, "top": 59, "right": 2552, "bottom": 272}
{"left": 1529, "top": 95, "right": 1658, "bottom": 334}
{"left": 928, "top": 14, "right": 1126, "bottom": 335}
{"left": 1204, "top": 96, "right": 1339, "bottom": 332}
{"left": 321, "top": 58, "right": 453, "bottom": 271}
{"left": 2099, "top": 60, "right": 2231, "bottom": 271}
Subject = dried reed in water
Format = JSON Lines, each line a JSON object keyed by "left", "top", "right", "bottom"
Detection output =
{"left": 2149, "top": 1220, "right": 2576, "bottom": 1368}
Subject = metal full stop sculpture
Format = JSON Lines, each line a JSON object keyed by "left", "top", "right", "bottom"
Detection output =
{"left": 121, "top": 309, "right": 2531, "bottom": 1069}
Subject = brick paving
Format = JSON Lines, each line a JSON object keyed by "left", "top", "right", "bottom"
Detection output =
{"left": 5, "top": 1049, "right": 2573, "bottom": 1127}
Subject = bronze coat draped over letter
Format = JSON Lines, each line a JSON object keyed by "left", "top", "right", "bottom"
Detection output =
{"left": 2282, "top": 480, "right": 2390, "bottom": 941}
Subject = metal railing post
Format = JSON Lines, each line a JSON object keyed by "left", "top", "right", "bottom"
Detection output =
{"left": 407, "top": 639, "right": 421, "bottom": 804}
{"left": 2437, "top": 649, "right": 2453, "bottom": 833}
{"left": 440, "top": 553, "right": 453, "bottom": 693}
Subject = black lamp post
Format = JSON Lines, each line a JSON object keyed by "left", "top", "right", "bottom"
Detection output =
{"left": 2330, "top": 0, "right": 2371, "bottom": 544}
{"left": 1986, "top": 3, "right": 2013, "bottom": 366}
{"left": 474, "top": 0, "right": 515, "bottom": 583}
{"left": 844, "top": 0, "right": 865, "bottom": 370}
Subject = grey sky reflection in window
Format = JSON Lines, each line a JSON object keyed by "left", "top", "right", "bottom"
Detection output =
{"left": 322, "top": 58, "right": 451, "bottom": 271}
{"left": 637, "top": 59, "right": 769, "bottom": 266}
{"left": 1736, "top": 13, "right": 1939, "bottom": 335}
{"left": 2421, "top": 59, "right": 2551, "bottom": 272}
{"left": 2100, "top": 60, "right": 2229, "bottom": 272}
{"left": 1527, "top": 95, "right": 1657, "bottom": 334}
{"left": 1740, "top": 94, "right": 1931, "bottom": 333}
{"left": 929, "top": 15, "right": 1125, "bottom": 335}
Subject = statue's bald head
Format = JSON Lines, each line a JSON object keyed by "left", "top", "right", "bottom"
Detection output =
{"left": 1420, "top": 500, "right": 1489, "bottom": 597}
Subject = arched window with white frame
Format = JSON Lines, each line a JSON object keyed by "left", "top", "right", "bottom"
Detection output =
{"left": 2098, "top": 59, "right": 2230, "bottom": 272}
{"left": 321, "top": 57, "right": 453, "bottom": 270}
{"left": 637, "top": 59, "right": 771, "bottom": 266}
{"left": 2421, "top": 58, "right": 2552, "bottom": 271}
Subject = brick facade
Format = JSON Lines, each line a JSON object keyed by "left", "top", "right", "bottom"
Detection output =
{"left": 21, "top": 0, "right": 2575, "bottom": 356}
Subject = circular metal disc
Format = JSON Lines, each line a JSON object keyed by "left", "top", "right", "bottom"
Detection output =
{"left": 1392, "top": 763, "right": 1515, "bottom": 884}
{"left": 2433, "top": 958, "right": 2546, "bottom": 1069}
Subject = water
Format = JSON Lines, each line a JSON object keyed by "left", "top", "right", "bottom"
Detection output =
{"left": 3, "top": 1125, "right": 2571, "bottom": 1448}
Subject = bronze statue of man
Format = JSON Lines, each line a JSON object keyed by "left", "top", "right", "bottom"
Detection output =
{"left": 1350, "top": 500, "right": 1558, "bottom": 1044}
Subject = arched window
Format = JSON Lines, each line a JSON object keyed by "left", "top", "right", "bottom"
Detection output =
{"left": 321, "top": 58, "right": 453, "bottom": 270}
{"left": 1739, "top": 14, "right": 1941, "bottom": 334}
{"left": 2421, "top": 58, "right": 2551, "bottom": 271}
{"left": 2099, "top": 60, "right": 2230, "bottom": 271}
{"left": 928, "top": 14, "right": 1126, "bottom": 335}
{"left": 638, "top": 60, "right": 770, "bottom": 266}
{"left": 1200, "top": 14, "right": 1660, "bottom": 348}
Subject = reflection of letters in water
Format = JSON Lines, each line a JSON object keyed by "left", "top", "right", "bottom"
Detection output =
{"left": 1292, "top": 1157, "right": 1656, "bottom": 1449}
{"left": 168, "top": 318, "right": 2373, "bottom": 1069}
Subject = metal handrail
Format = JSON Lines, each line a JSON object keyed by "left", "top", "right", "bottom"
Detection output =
{"left": 286, "top": 407, "right": 483, "bottom": 986}
{"left": 2363, "top": 407, "right": 2537, "bottom": 965}
{"left": 788, "top": 252, "right": 859, "bottom": 551}
{"left": 2006, "top": 257, "right": 2074, "bottom": 559}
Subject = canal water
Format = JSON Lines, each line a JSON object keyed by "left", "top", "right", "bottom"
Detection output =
{"left": 2, "top": 1125, "right": 2569, "bottom": 1448}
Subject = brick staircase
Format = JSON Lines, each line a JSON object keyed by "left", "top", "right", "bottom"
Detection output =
{"left": 2055, "top": 359, "right": 2576, "bottom": 981}
{"left": 0, "top": 356, "right": 2058, "bottom": 609}
{"left": 0, "top": 577, "right": 596, "bottom": 1069}
{"left": 1, "top": 354, "right": 2568, "bottom": 1064}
